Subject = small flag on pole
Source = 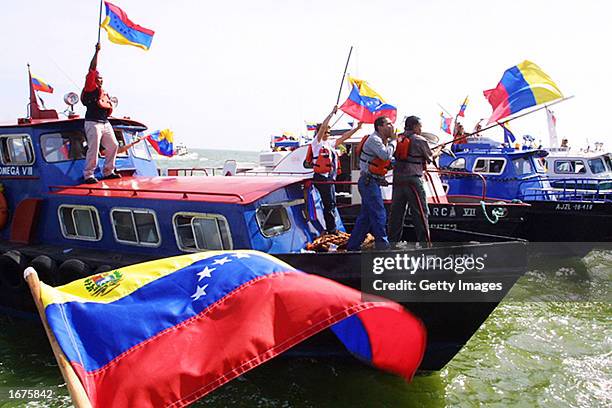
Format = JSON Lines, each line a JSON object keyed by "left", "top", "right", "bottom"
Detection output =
{"left": 458, "top": 96, "right": 469, "bottom": 117}
{"left": 500, "top": 122, "right": 516, "bottom": 144}
{"left": 339, "top": 77, "right": 397, "bottom": 123}
{"left": 440, "top": 112, "right": 452, "bottom": 135}
{"left": 145, "top": 129, "right": 174, "bottom": 156}
{"left": 31, "top": 75, "right": 54, "bottom": 93}
{"left": 101, "top": 1, "right": 155, "bottom": 50}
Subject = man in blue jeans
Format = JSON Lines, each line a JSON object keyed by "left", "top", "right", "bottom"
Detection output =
{"left": 347, "top": 116, "right": 397, "bottom": 251}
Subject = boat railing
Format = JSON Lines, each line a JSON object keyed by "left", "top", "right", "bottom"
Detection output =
{"left": 517, "top": 176, "right": 612, "bottom": 202}
{"left": 162, "top": 167, "right": 313, "bottom": 177}
{"left": 430, "top": 169, "right": 488, "bottom": 201}
{"left": 48, "top": 185, "right": 245, "bottom": 202}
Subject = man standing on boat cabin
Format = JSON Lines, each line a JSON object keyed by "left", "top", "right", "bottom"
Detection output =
{"left": 388, "top": 116, "right": 442, "bottom": 248}
{"left": 81, "top": 43, "right": 120, "bottom": 184}
{"left": 346, "top": 116, "right": 396, "bottom": 251}
{"left": 310, "top": 105, "right": 363, "bottom": 235}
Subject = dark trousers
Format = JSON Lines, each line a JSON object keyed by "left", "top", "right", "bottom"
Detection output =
{"left": 388, "top": 175, "right": 430, "bottom": 244}
{"left": 313, "top": 173, "right": 337, "bottom": 233}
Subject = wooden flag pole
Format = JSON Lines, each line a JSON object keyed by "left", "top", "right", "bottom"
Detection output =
{"left": 335, "top": 46, "right": 353, "bottom": 106}
{"left": 432, "top": 96, "right": 574, "bottom": 149}
{"left": 97, "top": 0, "right": 104, "bottom": 44}
{"left": 24, "top": 267, "right": 93, "bottom": 408}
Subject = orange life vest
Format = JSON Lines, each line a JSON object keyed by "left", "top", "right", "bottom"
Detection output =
{"left": 304, "top": 144, "right": 334, "bottom": 174}
{"left": 394, "top": 133, "right": 427, "bottom": 170}
{"left": 356, "top": 135, "right": 392, "bottom": 177}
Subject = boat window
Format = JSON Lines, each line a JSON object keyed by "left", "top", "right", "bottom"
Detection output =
{"left": 604, "top": 155, "right": 612, "bottom": 171}
{"left": 130, "top": 133, "right": 151, "bottom": 160}
{"left": 40, "top": 131, "right": 87, "bottom": 163}
{"left": 111, "top": 208, "right": 160, "bottom": 246}
{"left": 256, "top": 205, "right": 291, "bottom": 237}
{"left": 0, "top": 134, "right": 35, "bottom": 165}
{"left": 112, "top": 130, "right": 129, "bottom": 158}
{"left": 473, "top": 158, "right": 506, "bottom": 175}
{"left": 173, "top": 213, "right": 233, "bottom": 252}
{"left": 448, "top": 158, "right": 466, "bottom": 170}
{"left": 534, "top": 158, "right": 547, "bottom": 173}
{"left": 58, "top": 205, "right": 102, "bottom": 241}
{"left": 554, "top": 160, "right": 587, "bottom": 174}
{"left": 512, "top": 157, "right": 534, "bottom": 175}
{"left": 588, "top": 158, "right": 607, "bottom": 174}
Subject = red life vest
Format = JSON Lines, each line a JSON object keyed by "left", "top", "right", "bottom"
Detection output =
{"left": 356, "top": 135, "right": 392, "bottom": 177}
{"left": 394, "top": 133, "right": 427, "bottom": 170}
{"left": 304, "top": 144, "right": 334, "bottom": 174}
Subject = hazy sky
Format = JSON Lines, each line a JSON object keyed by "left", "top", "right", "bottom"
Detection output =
{"left": 1, "top": 0, "right": 610, "bottom": 151}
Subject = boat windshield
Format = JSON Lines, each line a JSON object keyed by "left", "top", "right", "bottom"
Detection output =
{"left": 533, "top": 157, "right": 547, "bottom": 173}
{"left": 603, "top": 155, "right": 612, "bottom": 172}
{"left": 512, "top": 157, "right": 534, "bottom": 176}
{"left": 588, "top": 157, "right": 608, "bottom": 174}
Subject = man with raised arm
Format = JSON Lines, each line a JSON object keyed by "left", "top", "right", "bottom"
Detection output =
{"left": 81, "top": 43, "right": 120, "bottom": 184}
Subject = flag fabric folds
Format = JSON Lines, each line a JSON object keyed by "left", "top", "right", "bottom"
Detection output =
{"left": 500, "top": 122, "right": 516, "bottom": 144}
{"left": 458, "top": 96, "right": 469, "bottom": 117}
{"left": 484, "top": 60, "right": 563, "bottom": 124}
{"left": 340, "top": 77, "right": 397, "bottom": 123}
{"left": 40, "top": 251, "right": 426, "bottom": 408}
{"left": 145, "top": 129, "right": 174, "bottom": 156}
{"left": 306, "top": 122, "right": 317, "bottom": 131}
{"left": 440, "top": 112, "right": 452, "bottom": 135}
{"left": 31, "top": 75, "right": 54, "bottom": 93}
{"left": 101, "top": 1, "right": 155, "bottom": 50}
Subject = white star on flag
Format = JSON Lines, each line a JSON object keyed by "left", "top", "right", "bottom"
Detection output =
{"left": 212, "top": 257, "right": 231, "bottom": 266}
{"left": 191, "top": 284, "right": 209, "bottom": 301}
{"left": 197, "top": 266, "right": 215, "bottom": 281}
{"left": 233, "top": 253, "right": 250, "bottom": 259}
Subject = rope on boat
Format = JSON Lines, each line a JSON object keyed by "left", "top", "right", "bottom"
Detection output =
{"left": 480, "top": 201, "right": 506, "bottom": 224}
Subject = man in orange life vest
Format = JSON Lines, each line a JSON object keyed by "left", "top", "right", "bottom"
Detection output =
{"left": 388, "top": 116, "right": 442, "bottom": 247}
{"left": 81, "top": 43, "right": 120, "bottom": 184}
{"left": 310, "top": 105, "right": 363, "bottom": 234}
{"left": 346, "top": 116, "right": 397, "bottom": 251}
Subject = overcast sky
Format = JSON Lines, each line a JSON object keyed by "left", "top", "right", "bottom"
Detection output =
{"left": 1, "top": 0, "right": 610, "bottom": 151}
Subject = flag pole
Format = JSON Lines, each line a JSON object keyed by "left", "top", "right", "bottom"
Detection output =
{"left": 433, "top": 96, "right": 574, "bottom": 149}
{"left": 436, "top": 102, "right": 452, "bottom": 117}
{"left": 97, "top": 0, "right": 103, "bottom": 44}
{"left": 24, "top": 268, "right": 93, "bottom": 408}
{"left": 335, "top": 46, "right": 353, "bottom": 106}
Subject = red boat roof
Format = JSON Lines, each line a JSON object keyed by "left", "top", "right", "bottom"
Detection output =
{"left": 49, "top": 175, "right": 309, "bottom": 205}
{"left": 0, "top": 116, "right": 147, "bottom": 129}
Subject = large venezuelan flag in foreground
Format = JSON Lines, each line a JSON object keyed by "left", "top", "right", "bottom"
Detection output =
{"left": 40, "top": 251, "right": 426, "bottom": 407}
{"left": 101, "top": 1, "right": 154, "bottom": 50}
{"left": 340, "top": 77, "right": 397, "bottom": 123}
{"left": 146, "top": 129, "right": 174, "bottom": 156}
{"left": 484, "top": 60, "right": 563, "bottom": 124}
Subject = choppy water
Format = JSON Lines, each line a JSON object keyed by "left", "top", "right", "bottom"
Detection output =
{"left": 0, "top": 151, "right": 610, "bottom": 407}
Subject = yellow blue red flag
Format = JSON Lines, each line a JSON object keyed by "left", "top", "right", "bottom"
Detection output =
{"left": 101, "top": 1, "right": 154, "bottom": 50}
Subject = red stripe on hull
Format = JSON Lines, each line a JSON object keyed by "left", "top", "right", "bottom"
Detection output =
{"left": 71, "top": 272, "right": 425, "bottom": 407}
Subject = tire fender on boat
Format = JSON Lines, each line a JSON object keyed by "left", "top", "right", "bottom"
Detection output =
{"left": 29, "top": 255, "right": 58, "bottom": 286}
{"left": 0, "top": 250, "right": 28, "bottom": 291}
{"left": 58, "top": 259, "right": 91, "bottom": 284}
{"left": 0, "top": 184, "right": 8, "bottom": 230}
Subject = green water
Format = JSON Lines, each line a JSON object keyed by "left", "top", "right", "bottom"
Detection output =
{"left": 1, "top": 252, "right": 610, "bottom": 407}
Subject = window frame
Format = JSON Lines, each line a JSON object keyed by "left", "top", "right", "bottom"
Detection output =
{"left": 110, "top": 207, "right": 161, "bottom": 247}
{"left": 472, "top": 157, "right": 507, "bottom": 175}
{"left": 40, "top": 131, "right": 87, "bottom": 163}
{"left": 0, "top": 134, "right": 36, "bottom": 165}
{"left": 57, "top": 204, "right": 103, "bottom": 241}
{"left": 256, "top": 204, "right": 292, "bottom": 237}
{"left": 448, "top": 157, "right": 466, "bottom": 170}
{"left": 554, "top": 159, "right": 587, "bottom": 174}
{"left": 172, "top": 212, "right": 233, "bottom": 252}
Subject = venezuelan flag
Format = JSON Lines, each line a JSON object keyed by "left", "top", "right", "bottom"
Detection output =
{"left": 340, "top": 77, "right": 397, "bottom": 124}
{"left": 31, "top": 75, "right": 53, "bottom": 93}
{"left": 39, "top": 251, "right": 425, "bottom": 407}
{"left": 145, "top": 129, "right": 174, "bottom": 156}
{"left": 101, "top": 1, "right": 154, "bottom": 50}
{"left": 458, "top": 96, "right": 469, "bottom": 117}
{"left": 484, "top": 60, "right": 563, "bottom": 124}
{"left": 440, "top": 112, "right": 452, "bottom": 135}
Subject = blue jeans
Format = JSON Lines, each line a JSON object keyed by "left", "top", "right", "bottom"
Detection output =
{"left": 313, "top": 173, "right": 337, "bottom": 233}
{"left": 346, "top": 175, "right": 390, "bottom": 251}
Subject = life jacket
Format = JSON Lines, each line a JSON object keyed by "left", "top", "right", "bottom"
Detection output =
{"left": 356, "top": 135, "right": 392, "bottom": 177}
{"left": 394, "top": 133, "right": 427, "bottom": 170}
{"left": 304, "top": 144, "right": 334, "bottom": 174}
